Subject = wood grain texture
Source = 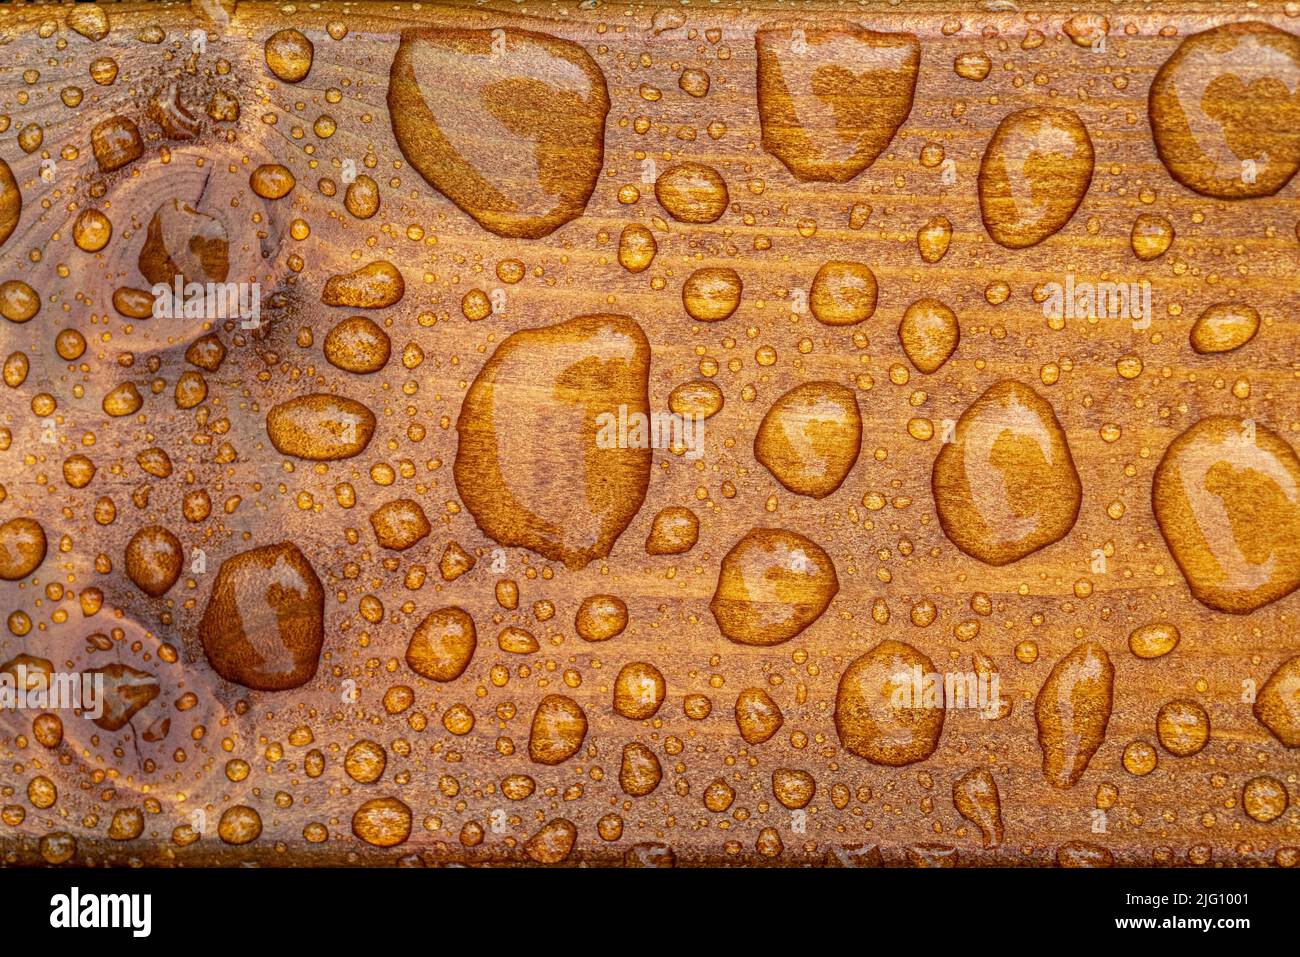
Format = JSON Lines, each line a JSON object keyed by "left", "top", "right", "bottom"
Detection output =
{"left": 0, "top": 0, "right": 1297, "bottom": 867}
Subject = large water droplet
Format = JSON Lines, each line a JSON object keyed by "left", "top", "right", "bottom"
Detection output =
{"left": 1153, "top": 416, "right": 1300, "bottom": 613}
{"left": 454, "top": 313, "right": 651, "bottom": 569}
{"left": 199, "top": 542, "right": 325, "bottom": 691}
{"left": 1150, "top": 22, "right": 1300, "bottom": 199}
{"left": 979, "top": 107, "right": 1094, "bottom": 248}
{"left": 932, "top": 379, "right": 1081, "bottom": 565}
{"left": 754, "top": 381, "right": 861, "bottom": 498}
{"left": 0, "top": 159, "right": 20, "bottom": 250}
{"left": 1254, "top": 655, "right": 1300, "bottom": 747}
{"left": 266, "top": 394, "right": 377, "bottom": 461}
{"left": 389, "top": 28, "right": 609, "bottom": 238}
{"left": 756, "top": 21, "right": 919, "bottom": 182}
{"left": 405, "top": 607, "right": 476, "bottom": 681}
{"left": 834, "top": 639, "right": 944, "bottom": 766}
{"left": 528, "top": 694, "right": 588, "bottom": 764}
{"left": 1035, "top": 642, "right": 1113, "bottom": 788}
{"left": 1189, "top": 302, "right": 1259, "bottom": 355}
{"left": 710, "top": 528, "right": 838, "bottom": 645}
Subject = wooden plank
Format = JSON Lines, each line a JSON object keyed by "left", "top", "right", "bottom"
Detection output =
{"left": 0, "top": 0, "right": 1297, "bottom": 867}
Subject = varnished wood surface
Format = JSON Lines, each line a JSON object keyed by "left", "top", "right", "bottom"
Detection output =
{"left": 0, "top": 1, "right": 1296, "bottom": 867}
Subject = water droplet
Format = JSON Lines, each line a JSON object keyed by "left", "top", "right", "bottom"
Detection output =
{"left": 199, "top": 542, "right": 325, "bottom": 691}
{"left": 1130, "top": 212, "right": 1174, "bottom": 260}
{"left": 389, "top": 28, "right": 608, "bottom": 238}
{"left": 952, "top": 767, "right": 1003, "bottom": 848}
{"left": 525, "top": 818, "right": 576, "bottom": 863}
{"left": 344, "top": 740, "right": 387, "bottom": 784}
{"left": 321, "top": 260, "right": 405, "bottom": 308}
{"left": 86, "top": 663, "right": 159, "bottom": 732}
{"left": 1189, "top": 302, "right": 1259, "bottom": 354}
{"left": 645, "top": 506, "right": 699, "bottom": 554}
{"left": 124, "top": 524, "right": 183, "bottom": 597}
{"left": 954, "top": 51, "right": 991, "bottom": 81}
{"left": 654, "top": 162, "right": 729, "bottom": 223}
{"left": 0, "top": 280, "right": 38, "bottom": 324}
{"left": 712, "top": 528, "right": 838, "bottom": 645}
{"left": 754, "top": 381, "right": 862, "bottom": 498}
{"left": 72, "top": 208, "right": 112, "bottom": 253}
{"left": 324, "top": 315, "right": 391, "bottom": 373}
{"left": 1156, "top": 699, "right": 1210, "bottom": 756}
{"left": 1150, "top": 22, "right": 1300, "bottom": 199}
{"left": 139, "top": 199, "right": 229, "bottom": 285}
{"left": 933, "top": 380, "right": 1082, "bottom": 565}
{"left": 455, "top": 313, "right": 651, "bottom": 569}
{"left": 528, "top": 694, "right": 588, "bottom": 764}
{"left": 0, "top": 159, "right": 19, "bottom": 250}
{"left": 835, "top": 639, "right": 944, "bottom": 766}
{"left": 90, "top": 115, "right": 143, "bottom": 172}
{"left": 1063, "top": 14, "right": 1109, "bottom": 47}
{"left": 1128, "top": 622, "right": 1180, "bottom": 659}
{"left": 67, "top": 5, "right": 110, "bottom": 41}
{"left": 917, "top": 216, "right": 952, "bottom": 262}
{"left": 756, "top": 22, "right": 919, "bottom": 182}
{"left": 899, "top": 298, "right": 959, "bottom": 373}
{"left": 249, "top": 163, "right": 296, "bottom": 200}
{"left": 266, "top": 394, "right": 377, "bottom": 460}
{"left": 0, "top": 517, "right": 46, "bottom": 580}
{"left": 1035, "top": 642, "right": 1113, "bottom": 788}
{"left": 1242, "top": 775, "right": 1289, "bottom": 822}
{"left": 370, "top": 498, "right": 431, "bottom": 551}
{"left": 575, "top": 594, "right": 628, "bottom": 641}
{"left": 613, "top": 662, "right": 665, "bottom": 719}
{"left": 352, "top": 797, "right": 411, "bottom": 847}
{"left": 979, "top": 107, "right": 1094, "bottom": 248}
{"left": 620, "top": 742, "right": 662, "bottom": 796}
{"left": 1153, "top": 416, "right": 1300, "bottom": 613}
{"left": 735, "top": 687, "right": 784, "bottom": 744}
{"left": 682, "top": 266, "right": 742, "bottom": 321}
{"left": 344, "top": 175, "right": 380, "bottom": 219}
{"left": 1057, "top": 841, "right": 1114, "bottom": 868}
{"left": 617, "top": 223, "right": 657, "bottom": 272}
{"left": 265, "top": 28, "right": 314, "bottom": 83}
{"left": 772, "top": 768, "right": 815, "bottom": 809}
{"left": 405, "top": 607, "right": 476, "bottom": 681}
{"left": 1255, "top": 655, "right": 1300, "bottom": 747}
{"left": 102, "top": 381, "right": 143, "bottom": 417}
{"left": 809, "top": 260, "right": 877, "bottom": 326}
